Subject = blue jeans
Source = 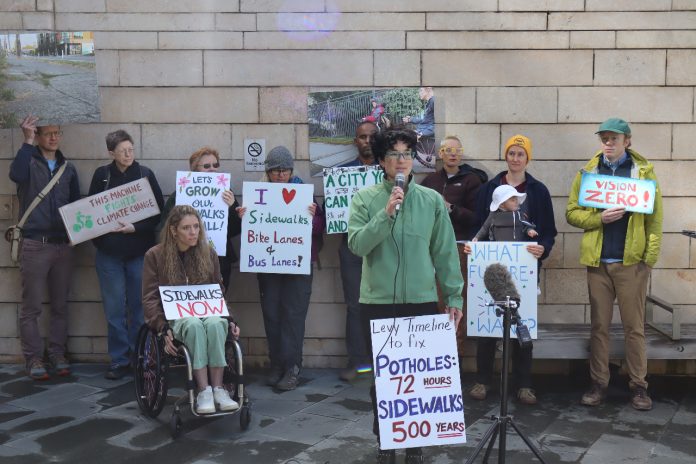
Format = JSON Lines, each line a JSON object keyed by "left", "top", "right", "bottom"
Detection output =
{"left": 95, "top": 250, "right": 145, "bottom": 367}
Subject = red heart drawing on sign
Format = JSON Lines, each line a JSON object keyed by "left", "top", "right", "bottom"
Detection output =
{"left": 282, "top": 188, "right": 296, "bottom": 204}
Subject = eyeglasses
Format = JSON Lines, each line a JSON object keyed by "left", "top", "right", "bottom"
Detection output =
{"left": 40, "top": 130, "right": 63, "bottom": 138}
{"left": 439, "top": 147, "right": 464, "bottom": 155}
{"left": 385, "top": 150, "right": 416, "bottom": 161}
{"left": 113, "top": 148, "right": 135, "bottom": 156}
{"left": 199, "top": 162, "right": 220, "bottom": 169}
{"left": 269, "top": 168, "right": 292, "bottom": 175}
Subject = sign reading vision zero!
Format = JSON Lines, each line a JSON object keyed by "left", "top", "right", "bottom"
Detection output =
{"left": 578, "top": 173, "right": 656, "bottom": 214}
{"left": 244, "top": 138, "right": 266, "bottom": 172}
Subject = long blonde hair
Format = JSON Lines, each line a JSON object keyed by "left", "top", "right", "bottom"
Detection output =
{"left": 159, "top": 205, "right": 213, "bottom": 284}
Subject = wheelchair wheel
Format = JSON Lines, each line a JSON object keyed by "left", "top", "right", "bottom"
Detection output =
{"left": 240, "top": 405, "right": 251, "bottom": 431}
{"left": 134, "top": 325, "right": 168, "bottom": 418}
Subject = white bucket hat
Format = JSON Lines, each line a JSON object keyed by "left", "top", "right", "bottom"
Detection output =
{"left": 490, "top": 184, "right": 527, "bottom": 212}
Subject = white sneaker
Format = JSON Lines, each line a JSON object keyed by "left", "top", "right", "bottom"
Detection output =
{"left": 213, "top": 386, "right": 239, "bottom": 411}
{"left": 196, "top": 386, "right": 215, "bottom": 414}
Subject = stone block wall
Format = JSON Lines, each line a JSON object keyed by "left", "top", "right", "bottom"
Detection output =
{"left": 1, "top": 1, "right": 695, "bottom": 372}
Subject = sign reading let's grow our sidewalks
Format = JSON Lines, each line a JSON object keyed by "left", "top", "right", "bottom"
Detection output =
{"left": 59, "top": 178, "right": 160, "bottom": 245}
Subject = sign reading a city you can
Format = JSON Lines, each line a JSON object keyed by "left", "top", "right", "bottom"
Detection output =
{"left": 323, "top": 165, "right": 382, "bottom": 234}
{"left": 240, "top": 181, "right": 314, "bottom": 275}
{"left": 371, "top": 314, "right": 466, "bottom": 450}
{"left": 59, "top": 178, "right": 159, "bottom": 245}
{"left": 175, "top": 171, "right": 231, "bottom": 256}
{"left": 158, "top": 284, "right": 229, "bottom": 320}
{"left": 578, "top": 173, "right": 656, "bottom": 214}
{"left": 466, "top": 241, "right": 538, "bottom": 339}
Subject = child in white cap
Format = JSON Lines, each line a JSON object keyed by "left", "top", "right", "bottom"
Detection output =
{"left": 473, "top": 184, "right": 537, "bottom": 242}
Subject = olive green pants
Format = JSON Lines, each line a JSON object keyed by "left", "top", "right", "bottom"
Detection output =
{"left": 171, "top": 317, "right": 228, "bottom": 370}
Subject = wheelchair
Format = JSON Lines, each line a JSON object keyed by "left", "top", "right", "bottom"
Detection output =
{"left": 133, "top": 323, "right": 251, "bottom": 438}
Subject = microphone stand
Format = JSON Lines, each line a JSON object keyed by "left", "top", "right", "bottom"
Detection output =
{"left": 465, "top": 296, "right": 547, "bottom": 464}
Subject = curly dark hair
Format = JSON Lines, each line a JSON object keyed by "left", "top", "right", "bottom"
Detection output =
{"left": 370, "top": 126, "right": 418, "bottom": 161}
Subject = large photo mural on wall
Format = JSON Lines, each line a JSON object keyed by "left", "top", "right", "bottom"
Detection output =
{"left": 0, "top": 31, "right": 99, "bottom": 128}
{"left": 308, "top": 87, "right": 438, "bottom": 176}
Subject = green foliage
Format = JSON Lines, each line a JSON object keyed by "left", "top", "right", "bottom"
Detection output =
{"left": 380, "top": 88, "right": 422, "bottom": 121}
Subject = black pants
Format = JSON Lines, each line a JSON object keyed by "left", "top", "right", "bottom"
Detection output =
{"left": 361, "top": 302, "right": 439, "bottom": 437}
{"left": 257, "top": 272, "right": 313, "bottom": 370}
{"left": 475, "top": 337, "right": 533, "bottom": 389}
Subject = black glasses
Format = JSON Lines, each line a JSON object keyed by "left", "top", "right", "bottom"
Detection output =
{"left": 385, "top": 150, "right": 416, "bottom": 160}
{"left": 269, "top": 168, "right": 292, "bottom": 175}
{"left": 200, "top": 162, "right": 220, "bottom": 169}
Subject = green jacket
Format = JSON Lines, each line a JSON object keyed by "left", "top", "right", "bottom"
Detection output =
{"left": 348, "top": 176, "right": 464, "bottom": 309}
{"left": 565, "top": 148, "right": 663, "bottom": 267}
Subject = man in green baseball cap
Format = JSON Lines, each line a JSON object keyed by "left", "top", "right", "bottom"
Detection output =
{"left": 566, "top": 117, "right": 663, "bottom": 412}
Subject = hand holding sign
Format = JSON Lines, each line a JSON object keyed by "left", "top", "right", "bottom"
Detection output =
{"left": 600, "top": 207, "right": 626, "bottom": 224}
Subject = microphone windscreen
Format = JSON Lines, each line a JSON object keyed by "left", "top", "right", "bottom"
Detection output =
{"left": 483, "top": 263, "right": 520, "bottom": 302}
{"left": 395, "top": 173, "right": 405, "bottom": 189}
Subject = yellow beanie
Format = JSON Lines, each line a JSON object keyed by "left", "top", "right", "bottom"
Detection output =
{"left": 503, "top": 134, "right": 532, "bottom": 162}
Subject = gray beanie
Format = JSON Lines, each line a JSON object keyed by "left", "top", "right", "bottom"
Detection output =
{"left": 265, "top": 146, "right": 294, "bottom": 171}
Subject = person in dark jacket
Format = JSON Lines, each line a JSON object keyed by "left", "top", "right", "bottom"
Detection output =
{"left": 466, "top": 134, "right": 557, "bottom": 406}
{"left": 237, "top": 146, "right": 325, "bottom": 391}
{"left": 421, "top": 135, "right": 487, "bottom": 360}
{"left": 88, "top": 130, "right": 164, "bottom": 380}
{"left": 10, "top": 115, "right": 80, "bottom": 380}
{"left": 157, "top": 146, "right": 242, "bottom": 292}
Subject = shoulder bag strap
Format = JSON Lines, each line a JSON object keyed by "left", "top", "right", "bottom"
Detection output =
{"left": 17, "top": 162, "right": 68, "bottom": 228}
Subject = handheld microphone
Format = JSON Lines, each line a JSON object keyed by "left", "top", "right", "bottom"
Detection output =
{"left": 394, "top": 173, "right": 405, "bottom": 213}
{"left": 483, "top": 263, "right": 532, "bottom": 348}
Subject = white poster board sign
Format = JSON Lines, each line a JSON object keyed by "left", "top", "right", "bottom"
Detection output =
{"left": 159, "top": 284, "right": 229, "bottom": 320}
{"left": 371, "top": 315, "right": 466, "bottom": 450}
{"left": 59, "top": 178, "right": 159, "bottom": 245}
{"left": 323, "top": 165, "right": 382, "bottom": 234}
{"left": 240, "top": 181, "right": 314, "bottom": 275}
{"left": 244, "top": 138, "right": 266, "bottom": 172}
{"left": 578, "top": 173, "right": 656, "bottom": 214}
{"left": 174, "top": 171, "right": 231, "bottom": 256}
{"left": 466, "top": 241, "right": 538, "bottom": 339}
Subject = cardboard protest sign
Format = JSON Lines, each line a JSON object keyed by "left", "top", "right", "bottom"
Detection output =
{"left": 578, "top": 173, "right": 656, "bottom": 214}
{"left": 240, "top": 182, "right": 314, "bottom": 275}
{"left": 466, "top": 241, "right": 538, "bottom": 339}
{"left": 59, "top": 178, "right": 159, "bottom": 245}
{"left": 158, "top": 284, "right": 229, "bottom": 320}
{"left": 175, "top": 171, "right": 231, "bottom": 256}
{"left": 323, "top": 165, "right": 382, "bottom": 234}
{"left": 371, "top": 314, "right": 466, "bottom": 450}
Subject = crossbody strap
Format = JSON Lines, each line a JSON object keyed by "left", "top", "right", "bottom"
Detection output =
{"left": 17, "top": 162, "right": 68, "bottom": 228}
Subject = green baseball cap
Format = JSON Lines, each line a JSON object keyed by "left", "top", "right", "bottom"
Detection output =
{"left": 596, "top": 118, "right": 631, "bottom": 135}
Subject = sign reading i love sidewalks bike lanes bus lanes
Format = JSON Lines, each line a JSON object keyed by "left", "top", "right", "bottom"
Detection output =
{"left": 371, "top": 314, "right": 466, "bottom": 450}
{"left": 579, "top": 173, "right": 656, "bottom": 214}
{"left": 240, "top": 182, "right": 314, "bottom": 275}
{"left": 59, "top": 178, "right": 160, "bottom": 245}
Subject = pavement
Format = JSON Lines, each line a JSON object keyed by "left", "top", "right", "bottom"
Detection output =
{"left": 0, "top": 364, "right": 695, "bottom": 464}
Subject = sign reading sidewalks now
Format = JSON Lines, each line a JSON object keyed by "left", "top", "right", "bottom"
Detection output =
{"left": 158, "top": 284, "right": 229, "bottom": 320}
{"left": 322, "top": 165, "right": 382, "bottom": 234}
{"left": 371, "top": 314, "right": 466, "bottom": 450}
{"left": 578, "top": 173, "right": 656, "bottom": 214}
{"left": 59, "top": 178, "right": 160, "bottom": 245}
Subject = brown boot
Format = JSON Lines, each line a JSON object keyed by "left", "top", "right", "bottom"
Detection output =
{"left": 580, "top": 382, "right": 607, "bottom": 406}
{"left": 468, "top": 383, "right": 489, "bottom": 400}
{"left": 517, "top": 388, "right": 538, "bottom": 405}
{"left": 630, "top": 386, "right": 653, "bottom": 411}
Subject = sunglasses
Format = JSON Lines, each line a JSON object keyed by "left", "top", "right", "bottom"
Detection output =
{"left": 385, "top": 150, "right": 416, "bottom": 160}
{"left": 440, "top": 147, "right": 464, "bottom": 155}
{"left": 200, "top": 162, "right": 220, "bottom": 169}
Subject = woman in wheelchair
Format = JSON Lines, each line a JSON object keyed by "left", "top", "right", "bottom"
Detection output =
{"left": 143, "top": 205, "right": 240, "bottom": 414}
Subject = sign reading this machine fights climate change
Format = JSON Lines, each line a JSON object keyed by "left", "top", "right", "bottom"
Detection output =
{"left": 175, "top": 171, "right": 231, "bottom": 256}
{"left": 59, "top": 178, "right": 160, "bottom": 245}
{"left": 371, "top": 314, "right": 466, "bottom": 450}
{"left": 466, "top": 241, "right": 538, "bottom": 339}
{"left": 240, "top": 182, "right": 314, "bottom": 275}
{"left": 323, "top": 165, "right": 382, "bottom": 234}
